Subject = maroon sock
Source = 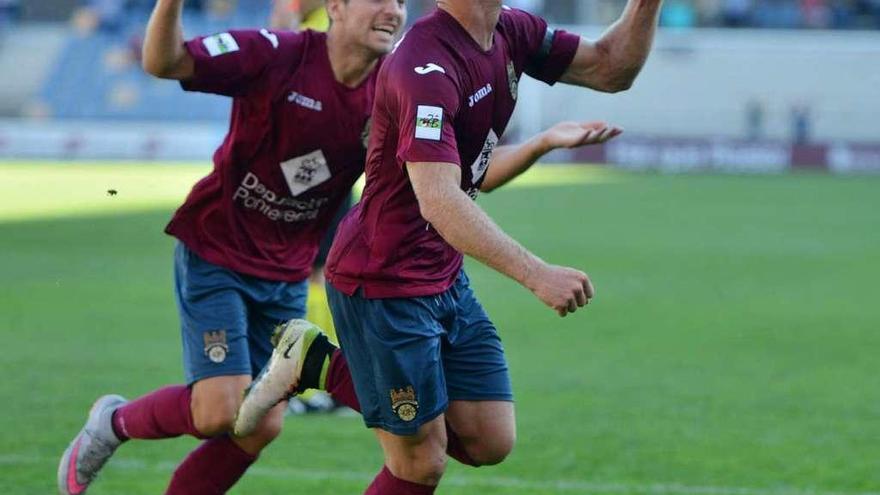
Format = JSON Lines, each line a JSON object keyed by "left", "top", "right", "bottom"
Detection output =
{"left": 445, "top": 422, "right": 479, "bottom": 467}
{"left": 112, "top": 385, "right": 206, "bottom": 441}
{"left": 324, "top": 349, "right": 361, "bottom": 413}
{"left": 165, "top": 435, "right": 257, "bottom": 495}
{"left": 365, "top": 466, "right": 436, "bottom": 495}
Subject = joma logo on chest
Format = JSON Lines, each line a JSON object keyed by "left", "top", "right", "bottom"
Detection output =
{"left": 468, "top": 84, "right": 493, "bottom": 108}
{"left": 288, "top": 91, "right": 323, "bottom": 112}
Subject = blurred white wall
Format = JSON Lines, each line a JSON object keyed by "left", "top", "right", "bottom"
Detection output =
{"left": 515, "top": 28, "right": 880, "bottom": 143}
{"left": 0, "top": 119, "right": 223, "bottom": 160}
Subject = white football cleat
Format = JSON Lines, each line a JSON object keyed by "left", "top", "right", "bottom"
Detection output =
{"left": 234, "top": 319, "right": 324, "bottom": 437}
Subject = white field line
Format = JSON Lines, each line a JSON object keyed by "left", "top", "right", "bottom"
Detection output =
{"left": 2, "top": 454, "right": 877, "bottom": 495}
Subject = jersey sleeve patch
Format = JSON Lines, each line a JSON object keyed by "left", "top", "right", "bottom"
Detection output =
{"left": 202, "top": 33, "right": 240, "bottom": 57}
{"left": 415, "top": 105, "right": 444, "bottom": 141}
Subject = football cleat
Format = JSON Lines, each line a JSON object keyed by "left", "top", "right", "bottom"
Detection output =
{"left": 58, "top": 394, "right": 127, "bottom": 495}
{"left": 234, "top": 319, "right": 325, "bottom": 437}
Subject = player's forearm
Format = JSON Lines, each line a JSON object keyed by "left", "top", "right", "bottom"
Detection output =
{"left": 481, "top": 134, "right": 552, "bottom": 193}
{"left": 142, "top": 0, "right": 193, "bottom": 79}
{"left": 421, "top": 186, "right": 543, "bottom": 289}
{"left": 595, "top": 0, "right": 662, "bottom": 91}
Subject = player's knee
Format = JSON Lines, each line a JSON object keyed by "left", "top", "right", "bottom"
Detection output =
{"left": 389, "top": 450, "right": 447, "bottom": 485}
{"left": 191, "top": 393, "right": 238, "bottom": 436}
{"left": 414, "top": 452, "right": 448, "bottom": 484}
{"left": 385, "top": 434, "right": 448, "bottom": 485}
{"left": 469, "top": 432, "right": 516, "bottom": 466}
{"left": 449, "top": 414, "right": 516, "bottom": 467}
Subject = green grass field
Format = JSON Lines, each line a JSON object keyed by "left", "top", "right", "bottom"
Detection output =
{"left": 1, "top": 162, "right": 879, "bottom": 495}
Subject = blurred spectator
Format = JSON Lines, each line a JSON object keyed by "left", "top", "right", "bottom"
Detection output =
{"left": 746, "top": 99, "right": 766, "bottom": 140}
{"left": 828, "top": 0, "right": 856, "bottom": 27}
{"left": 857, "top": 0, "right": 880, "bottom": 28}
{"left": 205, "top": 0, "right": 235, "bottom": 20}
{"left": 71, "top": 0, "right": 127, "bottom": 34}
{"left": 754, "top": 0, "right": 802, "bottom": 27}
{"left": 0, "top": 0, "right": 21, "bottom": 27}
{"left": 662, "top": 0, "right": 698, "bottom": 28}
{"left": 802, "top": 0, "right": 832, "bottom": 27}
{"left": 791, "top": 103, "right": 812, "bottom": 144}
{"left": 721, "top": 0, "right": 754, "bottom": 26}
{"left": 270, "top": 0, "right": 328, "bottom": 31}
{"left": 694, "top": 0, "right": 723, "bottom": 24}
{"left": 185, "top": 0, "right": 205, "bottom": 12}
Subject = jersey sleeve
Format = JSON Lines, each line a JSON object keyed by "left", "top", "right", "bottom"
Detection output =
{"left": 180, "top": 29, "right": 304, "bottom": 97}
{"left": 501, "top": 7, "right": 580, "bottom": 85}
{"left": 391, "top": 62, "right": 462, "bottom": 167}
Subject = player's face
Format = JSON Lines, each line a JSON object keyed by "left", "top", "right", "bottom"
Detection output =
{"left": 334, "top": 0, "right": 407, "bottom": 55}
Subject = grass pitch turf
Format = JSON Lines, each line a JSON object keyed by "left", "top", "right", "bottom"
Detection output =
{"left": 1, "top": 162, "right": 879, "bottom": 494}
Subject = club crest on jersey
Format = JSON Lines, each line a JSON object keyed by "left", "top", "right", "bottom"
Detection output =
{"left": 390, "top": 386, "right": 419, "bottom": 422}
{"left": 203, "top": 330, "right": 228, "bottom": 363}
{"left": 415, "top": 105, "right": 443, "bottom": 141}
{"left": 506, "top": 60, "right": 518, "bottom": 101}
{"left": 202, "top": 33, "right": 239, "bottom": 57}
{"left": 280, "top": 149, "right": 332, "bottom": 196}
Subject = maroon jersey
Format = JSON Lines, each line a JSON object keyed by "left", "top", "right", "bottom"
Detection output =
{"left": 326, "top": 8, "right": 580, "bottom": 298}
{"left": 166, "top": 29, "right": 378, "bottom": 282}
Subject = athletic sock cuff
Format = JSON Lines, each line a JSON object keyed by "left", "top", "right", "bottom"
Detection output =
{"left": 298, "top": 333, "right": 336, "bottom": 392}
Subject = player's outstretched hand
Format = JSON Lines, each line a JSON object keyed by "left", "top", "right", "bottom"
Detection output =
{"left": 541, "top": 121, "right": 623, "bottom": 150}
{"left": 526, "top": 263, "right": 595, "bottom": 317}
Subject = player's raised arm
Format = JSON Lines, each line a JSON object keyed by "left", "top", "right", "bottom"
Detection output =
{"left": 407, "top": 162, "right": 594, "bottom": 317}
{"left": 481, "top": 121, "right": 623, "bottom": 193}
{"left": 559, "top": 0, "right": 663, "bottom": 93}
{"left": 142, "top": 0, "right": 194, "bottom": 80}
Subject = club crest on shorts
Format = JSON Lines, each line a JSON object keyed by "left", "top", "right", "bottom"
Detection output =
{"left": 506, "top": 60, "right": 518, "bottom": 101}
{"left": 390, "top": 386, "right": 419, "bottom": 422}
{"left": 203, "top": 330, "right": 229, "bottom": 364}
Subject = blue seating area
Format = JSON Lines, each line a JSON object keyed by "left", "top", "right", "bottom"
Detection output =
{"left": 40, "top": 2, "right": 272, "bottom": 121}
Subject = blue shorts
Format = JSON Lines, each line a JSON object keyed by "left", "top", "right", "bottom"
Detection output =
{"left": 327, "top": 270, "right": 513, "bottom": 436}
{"left": 174, "top": 243, "right": 308, "bottom": 385}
